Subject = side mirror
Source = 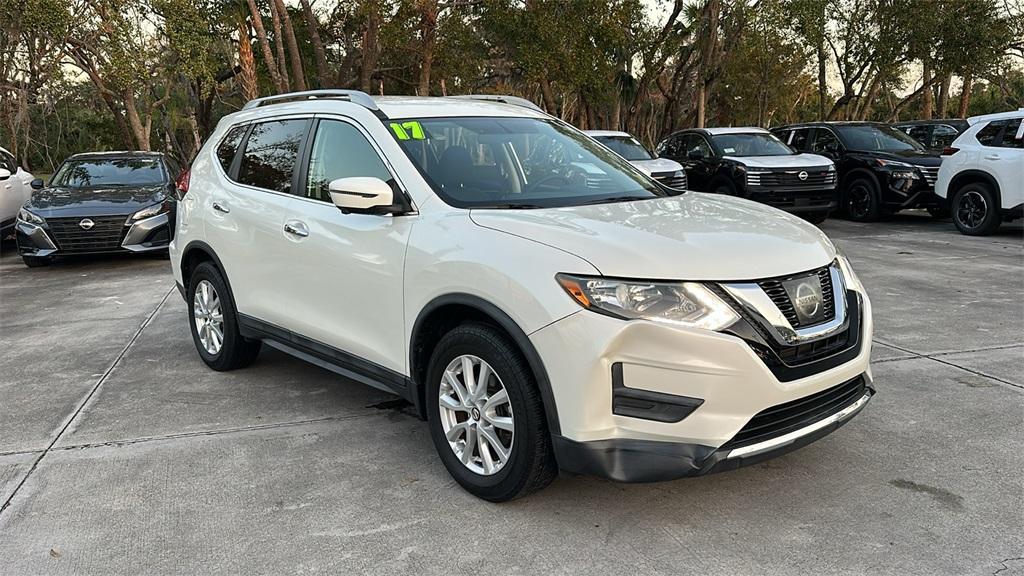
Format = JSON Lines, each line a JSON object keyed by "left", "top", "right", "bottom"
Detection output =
{"left": 31, "top": 178, "right": 45, "bottom": 189}
{"left": 0, "top": 168, "right": 10, "bottom": 181}
{"left": 687, "top": 149, "right": 705, "bottom": 161}
{"left": 328, "top": 177, "right": 396, "bottom": 214}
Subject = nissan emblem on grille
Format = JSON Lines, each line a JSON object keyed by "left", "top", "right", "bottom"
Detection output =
{"left": 781, "top": 274, "right": 825, "bottom": 326}
{"left": 798, "top": 171, "right": 808, "bottom": 181}
{"left": 78, "top": 218, "right": 95, "bottom": 230}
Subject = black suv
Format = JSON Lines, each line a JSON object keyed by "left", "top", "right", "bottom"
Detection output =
{"left": 770, "top": 122, "right": 944, "bottom": 221}
{"left": 893, "top": 119, "right": 969, "bottom": 151}
{"left": 655, "top": 128, "right": 837, "bottom": 223}
{"left": 15, "top": 151, "right": 180, "bottom": 267}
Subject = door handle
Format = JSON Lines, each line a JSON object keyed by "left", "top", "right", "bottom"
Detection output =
{"left": 283, "top": 221, "right": 309, "bottom": 238}
{"left": 212, "top": 201, "right": 230, "bottom": 214}
{"left": 984, "top": 154, "right": 1001, "bottom": 161}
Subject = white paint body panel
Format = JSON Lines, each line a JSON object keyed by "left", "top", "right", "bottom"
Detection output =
{"left": 936, "top": 113, "right": 1024, "bottom": 209}
{"left": 1, "top": 147, "right": 34, "bottom": 226}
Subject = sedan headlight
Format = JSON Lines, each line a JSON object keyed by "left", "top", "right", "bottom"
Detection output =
{"left": 129, "top": 200, "right": 170, "bottom": 222}
{"left": 556, "top": 274, "right": 739, "bottom": 331}
{"left": 17, "top": 208, "right": 44, "bottom": 225}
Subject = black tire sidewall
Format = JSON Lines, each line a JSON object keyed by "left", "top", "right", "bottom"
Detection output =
{"left": 711, "top": 177, "right": 738, "bottom": 196}
{"left": 844, "top": 176, "right": 880, "bottom": 221}
{"left": 952, "top": 183, "right": 1000, "bottom": 235}
{"left": 425, "top": 324, "right": 542, "bottom": 500}
{"left": 187, "top": 262, "right": 244, "bottom": 370}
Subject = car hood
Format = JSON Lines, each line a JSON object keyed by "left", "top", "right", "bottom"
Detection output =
{"left": 470, "top": 193, "right": 836, "bottom": 281}
{"left": 26, "top": 185, "right": 168, "bottom": 217}
{"left": 630, "top": 158, "right": 684, "bottom": 175}
{"left": 723, "top": 153, "right": 833, "bottom": 169}
{"left": 849, "top": 149, "right": 942, "bottom": 167}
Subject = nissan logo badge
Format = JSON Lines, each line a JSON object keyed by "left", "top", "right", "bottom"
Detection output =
{"left": 798, "top": 171, "right": 808, "bottom": 181}
{"left": 79, "top": 218, "right": 95, "bottom": 230}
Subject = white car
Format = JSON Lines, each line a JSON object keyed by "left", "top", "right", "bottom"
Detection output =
{"left": 584, "top": 130, "right": 687, "bottom": 189}
{"left": 171, "top": 90, "right": 874, "bottom": 501}
{"left": 936, "top": 109, "right": 1024, "bottom": 235}
{"left": 0, "top": 147, "right": 36, "bottom": 237}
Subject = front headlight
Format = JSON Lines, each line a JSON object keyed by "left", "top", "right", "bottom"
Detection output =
{"left": 835, "top": 253, "right": 863, "bottom": 292}
{"left": 129, "top": 200, "right": 170, "bottom": 222}
{"left": 556, "top": 274, "right": 739, "bottom": 331}
{"left": 875, "top": 158, "right": 920, "bottom": 179}
{"left": 17, "top": 208, "right": 44, "bottom": 225}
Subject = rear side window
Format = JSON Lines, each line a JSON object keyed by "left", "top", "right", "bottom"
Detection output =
{"left": 933, "top": 125, "right": 959, "bottom": 148}
{"left": 305, "top": 120, "right": 392, "bottom": 202}
{"left": 975, "top": 121, "right": 1002, "bottom": 146}
{"left": 906, "top": 125, "right": 932, "bottom": 146}
{"left": 789, "top": 128, "right": 810, "bottom": 150}
{"left": 237, "top": 119, "right": 308, "bottom": 194}
{"left": 217, "top": 125, "right": 247, "bottom": 174}
{"left": 997, "top": 119, "right": 1023, "bottom": 149}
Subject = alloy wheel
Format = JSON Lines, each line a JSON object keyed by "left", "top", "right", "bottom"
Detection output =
{"left": 438, "top": 354, "right": 514, "bottom": 475}
{"left": 193, "top": 279, "right": 225, "bottom": 356}
{"left": 956, "top": 190, "right": 987, "bottom": 230}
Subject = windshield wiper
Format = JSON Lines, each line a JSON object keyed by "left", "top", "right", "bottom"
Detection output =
{"left": 474, "top": 203, "right": 547, "bottom": 210}
{"left": 578, "top": 195, "right": 649, "bottom": 205}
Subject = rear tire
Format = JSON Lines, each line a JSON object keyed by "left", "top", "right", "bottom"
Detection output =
{"left": 952, "top": 183, "right": 1001, "bottom": 236}
{"left": 843, "top": 176, "right": 882, "bottom": 222}
{"left": 711, "top": 177, "right": 738, "bottom": 196}
{"left": 187, "top": 262, "right": 261, "bottom": 371}
{"left": 21, "top": 255, "right": 51, "bottom": 268}
{"left": 426, "top": 323, "right": 557, "bottom": 502}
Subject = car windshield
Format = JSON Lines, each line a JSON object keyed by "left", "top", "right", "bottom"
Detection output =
{"left": 711, "top": 133, "right": 794, "bottom": 156}
{"left": 593, "top": 135, "right": 653, "bottom": 161}
{"left": 51, "top": 158, "right": 166, "bottom": 188}
{"left": 836, "top": 125, "right": 923, "bottom": 152}
{"left": 390, "top": 117, "right": 667, "bottom": 208}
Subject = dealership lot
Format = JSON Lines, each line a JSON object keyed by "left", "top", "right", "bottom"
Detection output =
{"left": 0, "top": 214, "right": 1021, "bottom": 575}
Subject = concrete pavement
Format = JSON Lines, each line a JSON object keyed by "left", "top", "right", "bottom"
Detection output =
{"left": 0, "top": 214, "right": 1021, "bottom": 575}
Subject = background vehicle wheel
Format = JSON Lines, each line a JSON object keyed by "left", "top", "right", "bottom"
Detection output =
{"left": 952, "top": 183, "right": 1001, "bottom": 236}
{"left": 843, "top": 177, "right": 882, "bottom": 222}
{"left": 926, "top": 207, "right": 950, "bottom": 219}
{"left": 801, "top": 211, "right": 830, "bottom": 225}
{"left": 426, "top": 323, "right": 557, "bottom": 502}
{"left": 710, "top": 178, "right": 738, "bottom": 196}
{"left": 187, "top": 262, "right": 261, "bottom": 371}
{"left": 21, "top": 255, "right": 51, "bottom": 268}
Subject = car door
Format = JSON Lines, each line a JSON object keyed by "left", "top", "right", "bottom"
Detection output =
{"left": 681, "top": 134, "right": 716, "bottom": 191}
{"left": 279, "top": 116, "right": 414, "bottom": 374}
{"left": 783, "top": 127, "right": 812, "bottom": 153}
{"left": 204, "top": 117, "right": 308, "bottom": 328}
{"left": 0, "top": 150, "right": 31, "bottom": 226}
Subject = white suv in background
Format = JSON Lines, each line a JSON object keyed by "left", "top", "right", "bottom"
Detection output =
{"left": 936, "top": 110, "right": 1024, "bottom": 235}
{"left": 171, "top": 90, "right": 874, "bottom": 501}
{"left": 584, "top": 130, "right": 687, "bottom": 189}
{"left": 0, "top": 146, "right": 35, "bottom": 237}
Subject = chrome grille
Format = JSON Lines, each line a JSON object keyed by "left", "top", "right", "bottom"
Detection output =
{"left": 747, "top": 168, "right": 836, "bottom": 188}
{"left": 46, "top": 215, "right": 128, "bottom": 253}
{"left": 920, "top": 166, "right": 939, "bottom": 186}
{"left": 651, "top": 171, "right": 687, "bottom": 189}
{"left": 757, "top": 265, "right": 836, "bottom": 328}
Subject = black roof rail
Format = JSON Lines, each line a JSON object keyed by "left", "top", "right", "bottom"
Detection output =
{"left": 242, "top": 90, "right": 385, "bottom": 118}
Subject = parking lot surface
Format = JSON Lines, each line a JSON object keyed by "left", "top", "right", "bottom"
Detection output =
{"left": 0, "top": 214, "right": 1021, "bottom": 576}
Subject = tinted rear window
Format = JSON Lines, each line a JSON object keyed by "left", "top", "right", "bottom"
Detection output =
{"left": 51, "top": 158, "right": 166, "bottom": 188}
{"left": 217, "top": 125, "right": 248, "bottom": 174}
{"left": 237, "top": 120, "right": 308, "bottom": 194}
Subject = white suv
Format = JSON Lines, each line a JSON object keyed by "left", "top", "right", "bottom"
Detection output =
{"left": 936, "top": 110, "right": 1024, "bottom": 235}
{"left": 171, "top": 90, "right": 874, "bottom": 501}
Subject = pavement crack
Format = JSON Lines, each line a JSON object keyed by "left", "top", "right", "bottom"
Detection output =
{"left": 994, "top": 557, "right": 1024, "bottom": 575}
{"left": 871, "top": 339, "right": 1023, "bottom": 391}
{"left": 0, "top": 286, "right": 175, "bottom": 517}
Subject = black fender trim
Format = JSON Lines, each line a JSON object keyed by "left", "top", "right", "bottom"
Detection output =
{"left": 948, "top": 169, "right": 1002, "bottom": 206}
{"left": 410, "top": 293, "right": 562, "bottom": 436}
{"left": 552, "top": 435, "right": 715, "bottom": 482}
{"left": 179, "top": 240, "right": 232, "bottom": 302}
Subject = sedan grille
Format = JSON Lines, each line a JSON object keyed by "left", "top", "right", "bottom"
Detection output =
{"left": 47, "top": 215, "right": 128, "bottom": 253}
{"left": 919, "top": 166, "right": 939, "bottom": 186}
{"left": 757, "top": 265, "right": 835, "bottom": 328}
{"left": 720, "top": 376, "right": 867, "bottom": 450}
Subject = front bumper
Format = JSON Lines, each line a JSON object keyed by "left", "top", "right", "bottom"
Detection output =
{"left": 883, "top": 175, "right": 940, "bottom": 210}
{"left": 530, "top": 287, "right": 873, "bottom": 482}
{"left": 746, "top": 185, "right": 838, "bottom": 213}
{"left": 16, "top": 212, "right": 172, "bottom": 257}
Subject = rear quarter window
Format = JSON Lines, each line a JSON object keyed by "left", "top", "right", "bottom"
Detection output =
{"left": 216, "top": 125, "right": 248, "bottom": 175}
{"left": 975, "top": 121, "right": 1002, "bottom": 146}
{"left": 236, "top": 119, "right": 309, "bottom": 194}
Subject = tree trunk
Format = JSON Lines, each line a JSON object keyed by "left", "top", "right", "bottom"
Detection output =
{"left": 696, "top": 83, "right": 706, "bottom": 128}
{"left": 957, "top": 72, "right": 973, "bottom": 118}
{"left": 816, "top": 34, "right": 826, "bottom": 120}
{"left": 539, "top": 75, "right": 557, "bottom": 115}
{"left": 921, "top": 61, "right": 933, "bottom": 119}
{"left": 857, "top": 70, "right": 884, "bottom": 120}
{"left": 937, "top": 73, "right": 951, "bottom": 118}
{"left": 300, "top": 0, "right": 330, "bottom": 86}
{"left": 245, "top": 0, "right": 284, "bottom": 93}
{"left": 417, "top": 0, "right": 439, "bottom": 96}
{"left": 268, "top": 0, "right": 290, "bottom": 91}
{"left": 274, "top": 0, "right": 306, "bottom": 91}
{"left": 122, "top": 90, "right": 150, "bottom": 151}
{"left": 238, "top": 18, "right": 259, "bottom": 101}
{"left": 359, "top": 0, "right": 380, "bottom": 92}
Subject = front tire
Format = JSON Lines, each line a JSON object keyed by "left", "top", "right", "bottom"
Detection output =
{"left": 426, "top": 323, "right": 557, "bottom": 502}
{"left": 843, "top": 176, "right": 882, "bottom": 222}
{"left": 952, "top": 183, "right": 1001, "bottom": 236}
{"left": 187, "top": 262, "right": 261, "bottom": 371}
